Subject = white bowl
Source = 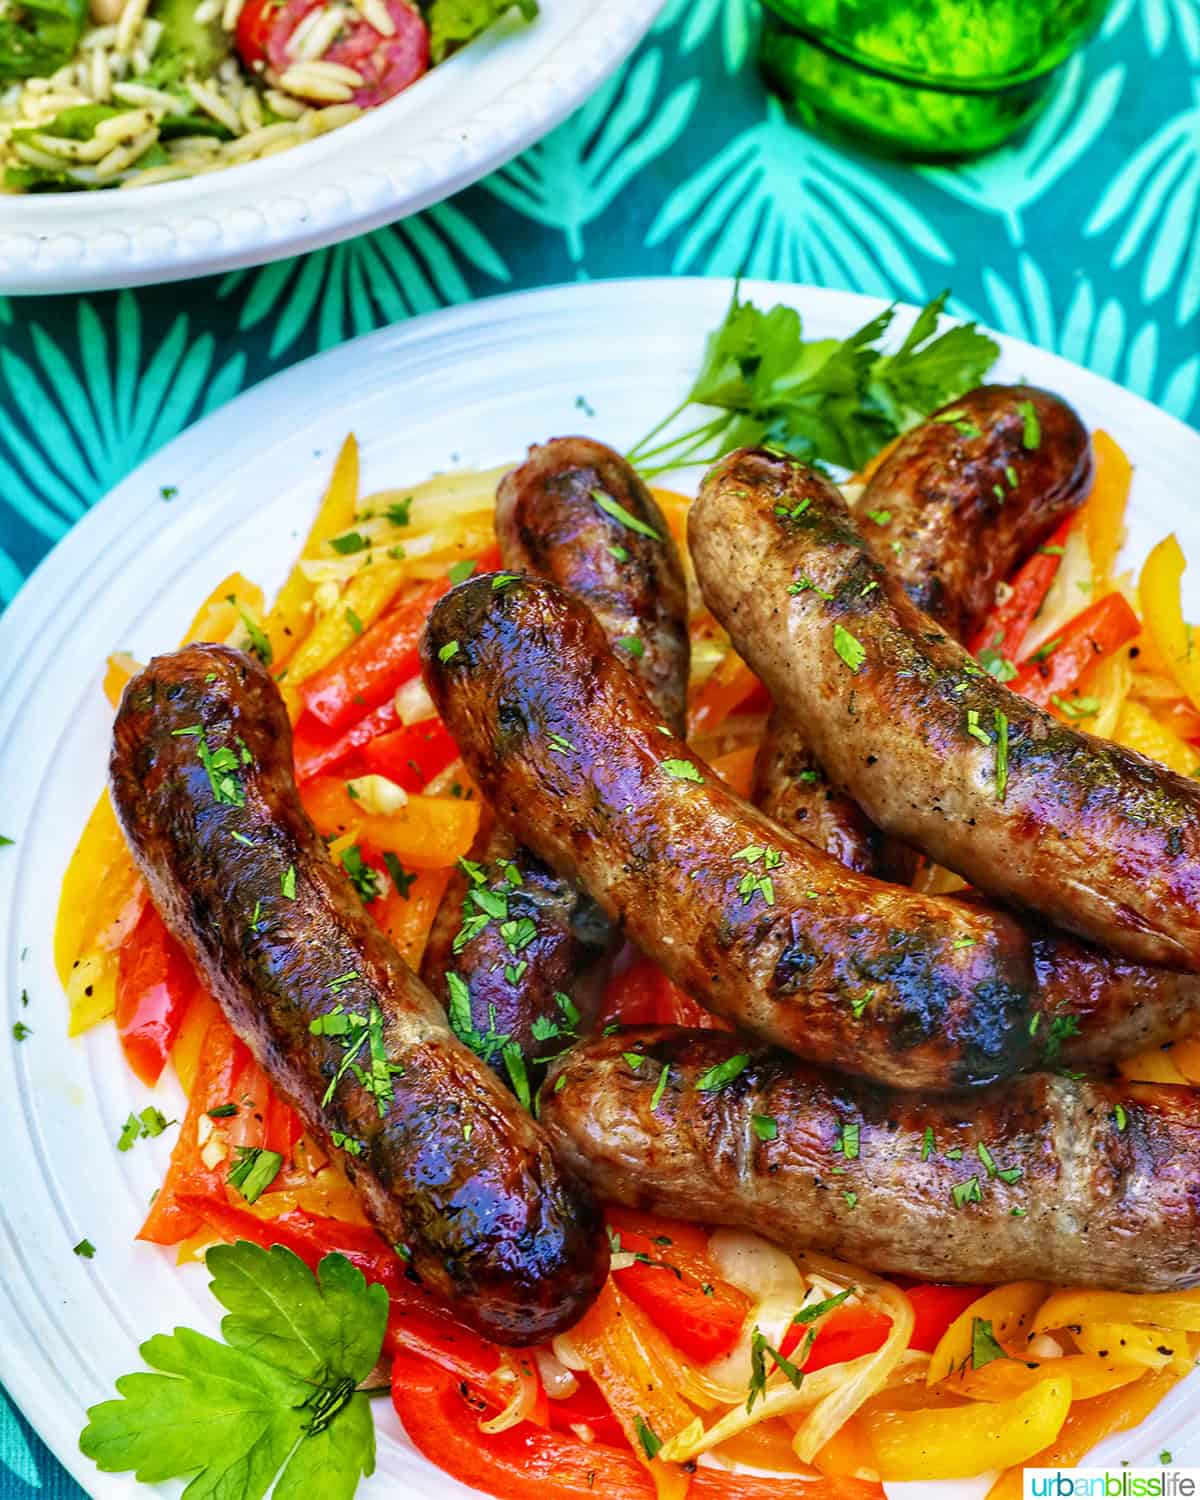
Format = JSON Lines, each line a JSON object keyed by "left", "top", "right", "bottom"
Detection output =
{"left": 0, "top": 0, "right": 665, "bottom": 294}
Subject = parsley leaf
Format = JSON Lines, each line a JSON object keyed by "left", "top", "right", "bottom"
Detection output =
{"left": 970, "top": 1317, "right": 1011, "bottom": 1369}
{"left": 661, "top": 758, "right": 703, "bottom": 783}
{"left": 80, "top": 1242, "right": 386, "bottom": 1500}
{"left": 833, "top": 624, "right": 865, "bottom": 673}
{"left": 591, "top": 488, "right": 662, "bottom": 541}
{"left": 629, "top": 290, "right": 998, "bottom": 477}
{"left": 696, "top": 1053, "right": 750, "bottom": 1092}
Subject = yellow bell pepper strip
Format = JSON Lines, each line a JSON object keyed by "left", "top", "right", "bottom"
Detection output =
{"left": 103, "top": 652, "right": 143, "bottom": 709}
{"left": 1114, "top": 699, "right": 1200, "bottom": 776}
{"left": 650, "top": 486, "right": 693, "bottom": 549}
{"left": 1077, "top": 430, "right": 1133, "bottom": 585}
{"left": 182, "top": 572, "right": 265, "bottom": 650}
{"left": 955, "top": 1354, "right": 1142, "bottom": 1403}
{"left": 281, "top": 557, "right": 409, "bottom": 695}
{"left": 1118, "top": 1045, "right": 1190, "bottom": 1085}
{"left": 1071, "top": 1323, "right": 1176, "bottom": 1370}
{"left": 264, "top": 432, "right": 358, "bottom": 671}
{"left": 1033, "top": 1288, "right": 1200, "bottom": 1335}
{"left": 1139, "top": 533, "right": 1200, "bottom": 713}
{"left": 1165, "top": 1035, "right": 1200, "bottom": 1082}
{"left": 565, "top": 1281, "right": 698, "bottom": 1500}
{"left": 926, "top": 1282, "right": 1046, "bottom": 1384}
{"left": 985, "top": 1365, "right": 1186, "bottom": 1500}
{"left": 862, "top": 1377, "right": 1071, "bottom": 1481}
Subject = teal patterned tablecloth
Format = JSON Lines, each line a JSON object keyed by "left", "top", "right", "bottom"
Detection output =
{"left": 1, "top": 0, "right": 1198, "bottom": 1490}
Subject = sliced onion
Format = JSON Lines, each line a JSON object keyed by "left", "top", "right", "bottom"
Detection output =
{"left": 479, "top": 1352, "right": 540, "bottom": 1434}
{"left": 344, "top": 774, "right": 408, "bottom": 815}
{"left": 535, "top": 1348, "right": 579, "bottom": 1400}
{"left": 394, "top": 676, "right": 436, "bottom": 725}
{"left": 551, "top": 1332, "right": 588, "bottom": 1373}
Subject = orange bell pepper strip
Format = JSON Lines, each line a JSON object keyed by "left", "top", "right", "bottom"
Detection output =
{"left": 968, "top": 516, "right": 1074, "bottom": 666}
{"left": 1077, "top": 430, "right": 1132, "bottom": 586}
{"left": 710, "top": 744, "right": 758, "bottom": 797}
{"left": 688, "top": 652, "right": 765, "bottom": 740}
{"left": 604, "top": 1208, "right": 751, "bottom": 1365}
{"left": 115, "top": 903, "right": 201, "bottom": 1086}
{"left": 1008, "top": 591, "right": 1140, "bottom": 709}
{"left": 300, "top": 774, "right": 479, "bottom": 869}
{"left": 390, "top": 1352, "right": 886, "bottom": 1500}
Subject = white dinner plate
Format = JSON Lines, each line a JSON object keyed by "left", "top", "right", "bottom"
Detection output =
{"left": 0, "top": 0, "right": 664, "bottom": 294}
{"left": 1, "top": 278, "right": 1198, "bottom": 1499}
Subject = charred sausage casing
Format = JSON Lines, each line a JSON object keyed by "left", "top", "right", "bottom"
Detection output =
{"left": 540, "top": 1027, "right": 1200, "bottom": 1293}
{"left": 110, "top": 644, "right": 608, "bottom": 1345}
{"left": 691, "top": 449, "right": 1200, "bottom": 971}
{"left": 420, "top": 439, "right": 689, "bottom": 1090}
{"left": 754, "top": 385, "right": 1092, "bottom": 874}
{"left": 421, "top": 572, "right": 1042, "bottom": 1092}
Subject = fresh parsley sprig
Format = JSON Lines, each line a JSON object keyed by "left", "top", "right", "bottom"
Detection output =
{"left": 627, "top": 289, "right": 999, "bottom": 479}
{"left": 80, "top": 1241, "right": 388, "bottom": 1500}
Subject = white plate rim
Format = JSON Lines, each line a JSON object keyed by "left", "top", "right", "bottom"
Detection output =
{"left": 0, "top": 0, "right": 665, "bottom": 295}
{"left": 2, "top": 276, "right": 1199, "bottom": 1499}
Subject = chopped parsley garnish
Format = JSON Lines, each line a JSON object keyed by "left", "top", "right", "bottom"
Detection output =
{"left": 977, "top": 1142, "right": 1023, "bottom": 1185}
{"left": 159, "top": 484, "right": 178, "bottom": 501}
{"left": 849, "top": 988, "right": 875, "bottom": 1019}
{"left": 331, "top": 1131, "right": 363, "bottom": 1157}
{"left": 844, "top": 1191, "right": 858, "bottom": 1208}
{"left": 73, "top": 1238, "right": 96, "bottom": 1259}
{"left": 12, "top": 1020, "right": 31, "bottom": 1041}
{"left": 732, "top": 844, "right": 781, "bottom": 907}
{"left": 951, "top": 1175, "right": 984, "bottom": 1209}
{"left": 965, "top": 708, "right": 992, "bottom": 746}
{"left": 1042, "top": 1012, "right": 1081, "bottom": 1064}
{"left": 662, "top": 758, "right": 703, "bottom": 783}
{"left": 233, "top": 605, "right": 273, "bottom": 666}
{"left": 616, "top": 635, "right": 645, "bottom": 657}
{"left": 80, "top": 1242, "right": 386, "bottom": 1499}
{"left": 695, "top": 1053, "right": 751, "bottom": 1092}
{"left": 447, "top": 559, "right": 477, "bottom": 585}
{"left": 329, "top": 531, "right": 369, "bottom": 555}
{"left": 0, "top": 834, "right": 11, "bottom": 846}
{"left": 1030, "top": 635, "right": 1062, "bottom": 662}
{"left": 170, "top": 724, "right": 246, "bottom": 807}
{"left": 310, "top": 1003, "right": 402, "bottom": 1118}
{"left": 592, "top": 488, "right": 661, "bottom": 541}
{"left": 751, "top": 1114, "right": 778, "bottom": 1141}
{"left": 344, "top": 607, "right": 364, "bottom": 636}
{"left": 491, "top": 573, "right": 520, "bottom": 591}
{"left": 971, "top": 1318, "right": 1011, "bottom": 1369}
{"left": 994, "top": 709, "right": 1010, "bottom": 801}
{"left": 280, "top": 864, "right": 297, "bottom": 899}
{"left": 227, "top": 1146, "right": 283, "bottom": 1205}
{"left": 383, "top": 852, "right": 417, "bottom": 898}
{"left": 1114, "top": 1103, "right": 1129, "bottom": 1132}
{"left": 547, "top": 732, "right": 576, "bottom": 755}
{"left": 608, "top": 544, "right": 630, "bottom": 563}
{"left": 865, "top": 508, "right": 891, "bottom": 526}
{"left": 500, "top": 916, "right": 537, "bottom": 955}
{"left": 437, "top": 640, "right": 460, "bottom": 663}
{"left": 207, "top": 1103, "right": 238, "bottom": 1119}
{"left": 833, "top": 624, "right": 865, "bottom": 673}
{"left": 650, "top": 1064, "right": 671, "bottom": 1111}
{"left": 340, "top": 845, "right": 382, "bottom": 904}
{"left": 747, "top": 1327, "right": 806, "bottom": 1412}
{"left": 622, "top": 1050, "right": 646, "bottom": 1070}
{"left": 834, "top": 1121, "right": 860, "bottom": 1160}
{"left": 116, "top": 1106, "right": 175, "bottom": 1153}
{"left": 386, "top": 497, "right": 413, "bottom": 527}
{"left": 788, "top": 575, "right": 833, "bottom": 600}
{"left": 1018, "top": 399, "right": 1041, "bottom": 450}
{"left": 504, "top": 1044, "right": 533, "bottom": 1112}
{"left": 978, "top": 646, "right": 1017, "bottom": 683}
{"left": 634, "top": 1415, "right": 662, "bottom": 1461}
{"left": 1051, "top": 694, "right": 1101, "bottom": 720}
{"left": 920, "top": 1126, "right": 936, "bottom": 1160}
{"left": 793, "top": 1287, "right": 854, "bottom": 1325}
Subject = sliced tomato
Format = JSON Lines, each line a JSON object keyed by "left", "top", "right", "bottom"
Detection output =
{"left": 359, "top": 715, "right": 460, "bottom": 790}
{"left": 115, "top": 903, "right": 200, "bottom": 1086}
{"left": 264, "top": 0, "right": 429, "bottom": 108}
{"left": 1009, "top": 591, "right": 1141, "bottom": 709}
{"left": 234, "top": 0, "right": 275, "bottom": 67}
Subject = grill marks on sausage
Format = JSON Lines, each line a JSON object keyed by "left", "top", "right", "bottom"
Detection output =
{"left": 420, "top": 439, "right": 690, "bottom": 1091}
{"left": 691, "top": 448, "right": 1200, "bottom": 971}
{"left": 539, "top": 1027, "right": 1200, "bottom": 1292}
{"left": 110, "top": 643, "right": 607, "bottom": 1345}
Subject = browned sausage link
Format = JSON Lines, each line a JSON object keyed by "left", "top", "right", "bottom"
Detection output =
{"left": 420, "top": 439, "right": 690, "bottom": 1089}
{"left": 754, "top": 386, "right": 1092, "bottom": 876}
{"left": 110, "top": 644, "right": 607, "bottom": 1345}
{"left": 692, "top": 451, "right": 1200, "bottom": 971}
{"left": 422, "top": 573, "right": 1042, "bottom": 1092}
{"left": 863, "top": 385, "right": 1093, "bottom": 645}
{"left": 540, "top": 1027, "right": 1200, "bottom": 1292}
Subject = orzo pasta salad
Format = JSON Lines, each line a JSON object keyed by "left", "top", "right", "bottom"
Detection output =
{"left": 0, "top": 0, "right": 535, "bottom": 190}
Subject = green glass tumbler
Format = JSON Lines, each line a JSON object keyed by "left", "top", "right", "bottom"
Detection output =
{"left": 758, "top": 0, "right": 1114, "bottom": 158}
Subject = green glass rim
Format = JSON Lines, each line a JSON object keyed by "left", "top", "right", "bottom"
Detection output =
{"left": 759, "top": 2, "right": 1088, "bottom": 95}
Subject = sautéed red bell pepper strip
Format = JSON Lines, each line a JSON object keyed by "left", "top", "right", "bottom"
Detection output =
{"left": 1008, "top": 591, "right": 1140, "bottom": 708}
{"left": 115, "top": 903, "right": 200, "bottom": 1086}
{"left": 968, "top": 516, "right": 1074, "bottom": 665}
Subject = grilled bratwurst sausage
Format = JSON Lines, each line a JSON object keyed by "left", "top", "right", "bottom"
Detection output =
{"left": 692, "top": 451, "right": 1200, "bottom": 971}
{"left": 423, "top": 572, "right": 1042, "bottom": 1091}
{"left": 421, "top": 439, "right": 689, "bottom": 1089}
{"left": 754, "top": 386, "right": 1092, "bottom": 876}
{"left": 540, "top": 1027, "right": 1200, "bottom": 1292}
{"left": 110, "top": 644, "right": 607, "bottom": 1344}
{"left": 422, "top": 574, "right": 1200, "bottom": 1084}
